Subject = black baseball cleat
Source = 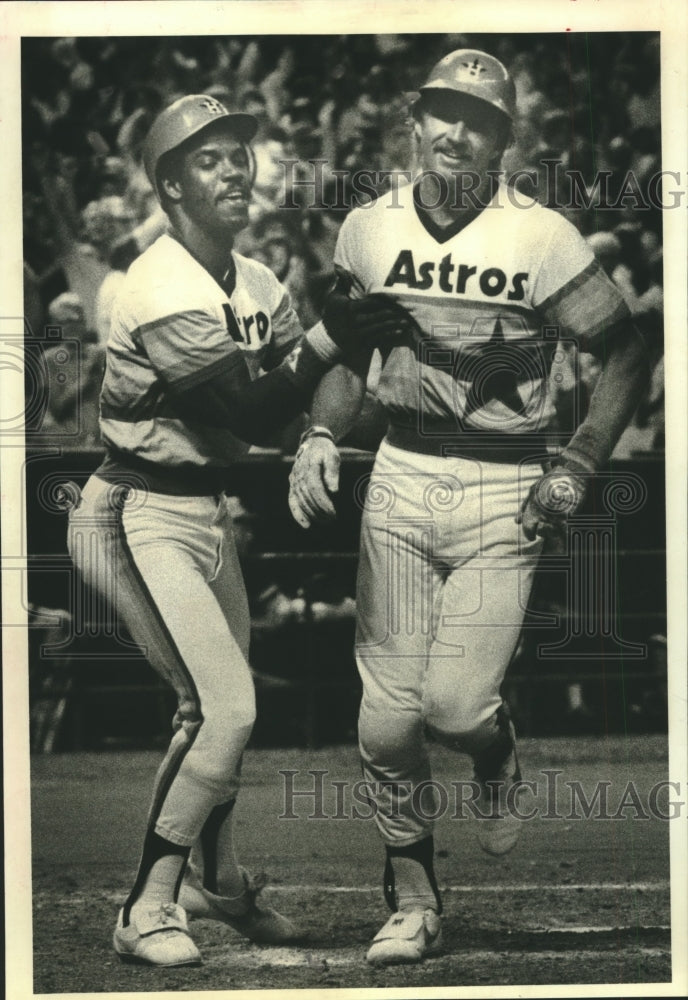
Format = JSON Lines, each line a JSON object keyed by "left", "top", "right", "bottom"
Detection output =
{"left": 472, "top": 707, "right": 525, "bottom": 856}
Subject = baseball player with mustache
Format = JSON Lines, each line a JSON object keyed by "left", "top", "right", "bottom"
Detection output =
{"left": 289, "top": 50, "right": 651, "bottom": 965}
{"left": 67, "top": 94, "right": 411, "bottom": 967}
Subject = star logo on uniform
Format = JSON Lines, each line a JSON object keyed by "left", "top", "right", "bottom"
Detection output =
{"left": 457, "top": 319, "right": 529, "bottom": 420}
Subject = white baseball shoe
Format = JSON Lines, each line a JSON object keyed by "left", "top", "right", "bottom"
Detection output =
{"left": 178, "top": 863, "right": 303, "bottom": 944}
{"left": 473, "top": 716, "right": 525, "bottom": 857}
{"left": 366, "top": 908, "right": 442, "bottom": 965}
{"left": 113, "top": 902, "right": 202, "bottom": 966}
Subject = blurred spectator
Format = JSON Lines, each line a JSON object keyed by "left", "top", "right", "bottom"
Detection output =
{"left": 242, "top": 211, "right": 320, "bottom": 328}
{"left": 238, "top": 87, "right": 273, "bottom": 142}
{"left": 37, "top": 292, "right": 105, "bottom": 447}
{"left": 33, "top": 149, "right": 138, "bottom": 334}
{"left": 626, "top": 37, "right": 661, "bottom": 131}
{"left": 612, "top": 221, "right": 650, "bottom": 307}
{"left": 81, "top": 196, "right": 136, "bottom": 260}
{"left": 115, "top": 102, "right": 161, "bottom": 221}
{"left": 613, "top": 352, "right": 664, "bottom": 458}
{"left": 587, "top": 231, "right": 622, "bottom": 276}
{"left": 250, "top": 125, "right": 294, "bottom": 221}
{"left": 585, "top": 230, "right": 664, "bottom": 459}
{"left": 24, "top": 262, "right": 45, "bottom": 337}
{"left": 95, "top": 156, "right": 130, "bottom": 198}
{"left": 108, "top": 206, "right": 169, "bottom": 273}
{"left": 81, "top": 197, "right": 138, "bottom": 341}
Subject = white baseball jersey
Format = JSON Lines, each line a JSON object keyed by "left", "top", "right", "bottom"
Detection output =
{"left": 99, "top": 233, "right": 303, "bottom": 488}
{"left": 334, "top": 181, "right": 630, "bottom": 445}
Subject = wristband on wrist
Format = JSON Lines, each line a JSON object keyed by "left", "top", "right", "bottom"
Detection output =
{"left": 305, "top": 322, "right": 344, "bottom": 364}
{"left": 554, "top": 452, "right": 596, "bottom": 476}
{"left": 299, "top": 425, "right": 336, "bottom": 446}
{"left": 558, "top": 425, "right": 609, "bottom": 474}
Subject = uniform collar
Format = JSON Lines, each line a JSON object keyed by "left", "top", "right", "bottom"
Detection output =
{"left": 168, "top": 230, "right": 236, "bottom": 297}
{"left": 412, "top": 175, "right": 498, "bottom": 244}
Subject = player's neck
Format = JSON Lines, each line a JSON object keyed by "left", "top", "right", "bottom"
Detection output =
{"left": 415, "top": 172, "right": 496, "bottom": 229}
{"left": 171, "top": 218, "right": 237, "bottom": 283}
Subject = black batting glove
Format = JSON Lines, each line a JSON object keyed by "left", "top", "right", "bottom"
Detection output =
{"left": 321, "top": 292, "right": 420, "bottom": 354}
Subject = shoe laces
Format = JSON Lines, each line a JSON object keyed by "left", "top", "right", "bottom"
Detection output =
{"left": 216, "top": 869, "right": 269, "bottom": 914}
{"left": 158, "top": 902, "right": 179, "bottom": 926}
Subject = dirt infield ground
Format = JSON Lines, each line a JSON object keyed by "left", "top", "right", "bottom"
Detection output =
{"left": 28, "top": 735, "right": 676, "bottom": 994}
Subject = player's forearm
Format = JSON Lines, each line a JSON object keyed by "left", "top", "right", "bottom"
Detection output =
{"left": 308, "top": 363, "right": 367, "bottom": 443}
{"left": 169, "top": 334, "right": 340, "bottom": 446}
{"left": 562, "top": 325, "right": 651, "bottom": 472}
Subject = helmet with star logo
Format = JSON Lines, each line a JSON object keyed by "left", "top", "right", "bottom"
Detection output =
{"left": 411, "top": 49, "right": 516, "bottom": 123}
{"left": 143, "top": 94, "right": 258, "bottom": 200}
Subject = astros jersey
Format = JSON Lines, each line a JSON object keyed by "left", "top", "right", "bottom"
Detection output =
{"left": 99, "top": 233, "right": 303, "bottom": 488}
{"left": 334, "top": 181, "right": 629, "bottom": 447}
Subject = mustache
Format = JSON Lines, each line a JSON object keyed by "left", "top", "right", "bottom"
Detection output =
{"left": 434, "top": 141, "right": 473, "bottom": 157}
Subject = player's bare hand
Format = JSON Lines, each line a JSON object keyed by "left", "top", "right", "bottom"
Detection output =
{"left": 517, "top": 461, "right": 588, "bottom": 546}
{"left": 289, "top": 431, "right": 341, "bottom": 529}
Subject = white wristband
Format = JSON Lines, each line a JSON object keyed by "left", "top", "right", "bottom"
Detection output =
{"left": 305, "top": 321, "right": 343, "bottom": 364}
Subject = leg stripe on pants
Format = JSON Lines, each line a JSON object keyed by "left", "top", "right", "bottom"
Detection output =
{"left": 114, "top": 507, "right": 203, "bottom": 827}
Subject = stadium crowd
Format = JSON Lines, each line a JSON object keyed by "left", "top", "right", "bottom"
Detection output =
{"left": 22, "top": 32, "right": 664, "bottom": 454}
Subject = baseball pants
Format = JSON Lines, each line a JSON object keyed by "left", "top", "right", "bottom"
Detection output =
{"left": 355, "top": 439, "right": 543, "bottom": 845}
{"left": 67, "top": 474, "right": 255, "bottom": 846}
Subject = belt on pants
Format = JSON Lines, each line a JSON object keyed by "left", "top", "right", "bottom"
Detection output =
{"left": 385, "top": 424, "right": 553, "bottom": 465}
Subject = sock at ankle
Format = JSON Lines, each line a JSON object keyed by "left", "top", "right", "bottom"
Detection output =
{"left": 384, "top": 836, "right": 442, "bottom": 914}
{"left": 199, "top": 799, "right": 245, "bottom": 898}
{"left": 123, "top": 831, "right": 190, "bottom": 925}
{"left": 391, "top": 857, "right": 439, "bottom": 912}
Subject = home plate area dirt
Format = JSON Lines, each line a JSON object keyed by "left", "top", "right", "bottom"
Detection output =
{"left": 29, "top": 737, "right": 674, "bottom": 993}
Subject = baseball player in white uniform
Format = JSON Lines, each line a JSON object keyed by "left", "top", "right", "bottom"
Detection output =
{"left": 289, "top": 51, "right": 650, "bottom": 965}
{"left": 67, "top": 94, "right": 411, "bottom": 967}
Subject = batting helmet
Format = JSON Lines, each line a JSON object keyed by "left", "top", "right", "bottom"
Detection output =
{"left": 143, "top": 94, "right": 258, "bottom": 200}
{"left": 412, "top": 49, "right": 516, "bottom": 122}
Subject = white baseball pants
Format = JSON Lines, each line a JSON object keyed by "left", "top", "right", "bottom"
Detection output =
{"left": 67, "top": 474, "right": 255, "bottom": 846}
{"left": 355, "top": 440, "right": 543, "bottom": 845}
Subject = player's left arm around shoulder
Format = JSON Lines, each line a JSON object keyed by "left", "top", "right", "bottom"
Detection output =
{"left": 561, "top": 321, "right": 652, "bottom": 472}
